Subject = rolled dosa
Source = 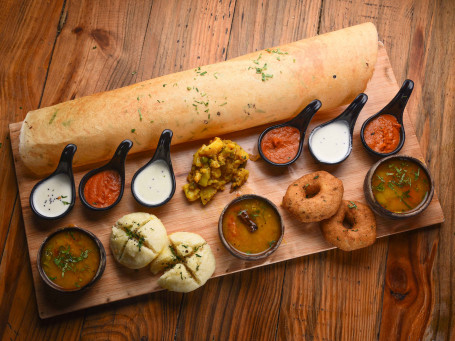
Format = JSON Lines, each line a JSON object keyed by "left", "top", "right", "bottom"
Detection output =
{"left": 20, "top": 23, "right": 378, "bottom": 175}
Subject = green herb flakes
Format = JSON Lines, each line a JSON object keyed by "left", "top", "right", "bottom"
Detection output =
{"left": 49, "top": 110, "right": 58, "bottom": 124}
{"left": 347, "top": 201, "right": 357, "bottom": 209}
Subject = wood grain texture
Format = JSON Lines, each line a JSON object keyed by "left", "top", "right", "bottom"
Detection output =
{"left": 278, "top": 238, "right": 389, "bottom": 340}
{"left": 0, "top": 0, "right": 63, "bottom": 263}
{"left": 40, "top": 0, "right": 153, "bottom": 104}
{"left": 0, "top": 0, "right": 69, "bottom": 339}
{"left": 8, "top": 45, "right": 444, "bottom": 319}
{"left": 0, "top": 0, "right": 454, "bottom": 339}
{"left": 379, "top": 0, "right": 455, "bottom": 340}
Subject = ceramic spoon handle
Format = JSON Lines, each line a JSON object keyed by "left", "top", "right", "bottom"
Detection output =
{"left": 55, "top": 144, "right": 77, "bottom": 174}
{"left": 290, "top": 100, "right": 322, "bottom": 131}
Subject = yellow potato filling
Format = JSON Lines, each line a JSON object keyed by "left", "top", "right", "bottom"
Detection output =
{"left": 183, "top": 137, "right": 249, "bottom": 205}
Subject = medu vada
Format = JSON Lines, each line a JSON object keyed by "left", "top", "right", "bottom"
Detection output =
{"left": 320, "top": 200, "right": 377, "bottom": 251}
{"left": 282, "top": 171, "right": 343, "bottom": 223}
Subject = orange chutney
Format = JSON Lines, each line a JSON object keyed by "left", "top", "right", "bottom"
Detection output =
{"left": 222, "top": 198, "right": 282, "bottom": 254}
{"left": 40, "top": 230, "right": 100, "bottom": 290}
{"left": 84, "top": 169, "right": 121, "bottom": 208}
{"left": 261, "top": 126, "right": 300, "bottom": 163}
{"left": 364, "top": 114, "right": 401, "bottom": 153}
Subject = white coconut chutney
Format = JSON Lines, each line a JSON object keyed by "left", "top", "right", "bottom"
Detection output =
{"left": 32, "top": 173, "right": 73, "bottom": 218}
{"left": 310, "top": 121, "right": 351, "bottom": 163}
{"left": 133, "top": 160, "right": 173, "bottom": 205}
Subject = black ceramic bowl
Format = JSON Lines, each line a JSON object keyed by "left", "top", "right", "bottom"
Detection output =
{"left": 308, "top": 94, "right": 368, "bottom": 165}
{"left": 218, "top": 194, "right": 284, "bottom": 261}
{"left": 30, "top": 144, "right": 77, "bottom": 220}
{"left": 131, "top": 129, "right": 176, "bottom": 208}
{"left": 37, "top": 226, "right": 106, "bottom": 293}
{"left": 79, "top": 140, "right": 133, "bottom": 211}
{"left": 258, "top": 100, "right": 321, "bottom": 167}
{"left": 363, "top": 155, "right": 434, "bottom": 219}
{"left": 360, "top": 79, "right": 414, "bottom": 157}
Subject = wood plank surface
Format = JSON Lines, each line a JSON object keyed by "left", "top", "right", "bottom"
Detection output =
{"left": 0, "top": 1, "right": 70, "bottom": 339}
{"left": 1, "top": 0, "right": 454, "bottom": 339}
{"left": 8, "top": 45, "right": 444, "bottom": 319}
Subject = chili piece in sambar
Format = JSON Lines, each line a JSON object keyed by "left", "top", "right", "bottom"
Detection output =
{"left": 222, "top": 197, "right": 281, "bottom": 254}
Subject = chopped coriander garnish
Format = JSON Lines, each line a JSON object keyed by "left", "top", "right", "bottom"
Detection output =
{"left": 414, "top": 168, "right": 420, "bottom": 181}
{"left": 49, "top": 110, "right": 58, "bottom": 124}
{"left": 347, "top": 201, "right": 357, "bottom": 209}
{"left": 124, "top": 227, "right": 145, "bottom": 251}
{"left": 265, "top": 48, "right": 288, "bottom": 55}
{"left": 375, "top": 182, "right": 385, "bottom": 191}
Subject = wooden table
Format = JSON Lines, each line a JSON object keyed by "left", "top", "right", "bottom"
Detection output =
{"left": 0, "top": 0, "right": 453, "bottom": 339}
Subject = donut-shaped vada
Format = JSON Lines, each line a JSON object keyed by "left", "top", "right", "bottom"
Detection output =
{"left": 282, "top": 171, "right": 343, "bottom": 223}
{"left": 320, "top": 200, "right": 377, "bottom": 251}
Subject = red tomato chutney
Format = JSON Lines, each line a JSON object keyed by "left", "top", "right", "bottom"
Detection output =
{"left": 84, "top": 169, "right": 121, "bottom": 208}
{"left": 260, "top": 126, "right": 300, "bottom": 163}
{"left": 364, "top": 114, "right": 401, "bottom": 153}
{"left": 222, "top": 197, "right": 282, "bottom": 254}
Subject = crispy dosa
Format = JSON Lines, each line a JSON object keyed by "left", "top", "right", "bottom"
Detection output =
{"left": 19, "top": 23, "right": 378, "bottom": 175}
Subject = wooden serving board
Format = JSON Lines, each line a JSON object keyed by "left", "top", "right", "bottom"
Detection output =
{"left": 9, "top": 45, "right": 444, "bottom": 319}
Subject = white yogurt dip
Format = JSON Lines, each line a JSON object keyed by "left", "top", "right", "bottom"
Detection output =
{"left": 133, "top": 160, "right": 173, "bottom": 205}
{"left": 32, "top": 173, "right": 73, "bottom": 218}
{"left": 309, "top": 120, "right": 351, "bottom": 163}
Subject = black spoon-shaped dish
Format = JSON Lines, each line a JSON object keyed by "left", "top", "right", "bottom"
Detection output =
{"left": 131, "top": 129, "right": 176, "bottom": 208}
{"left": 30, "top": 144, "right": 77, "bottom": 220}
{"left": 308, "top": 93, "right": 368, "bottom": 165}
{"left": 360, "top": 79, "right": 414, "bottom": 157}
{"left": 258, "top": 99, "right": 322, "bottom": 167}
{"left": 79, "top": 140, "right": 133, "bottom": 211}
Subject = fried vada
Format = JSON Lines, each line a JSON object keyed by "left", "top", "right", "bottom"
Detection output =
{"left": 282, "top": 171, "right": 343, "bottom": 222}
{"left": 320, "top": 200, "right": 376, "bottom": 251}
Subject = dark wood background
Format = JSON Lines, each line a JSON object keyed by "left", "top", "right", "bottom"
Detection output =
{"left": 0, "top": 0, "right": 453, "bottom": 340}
